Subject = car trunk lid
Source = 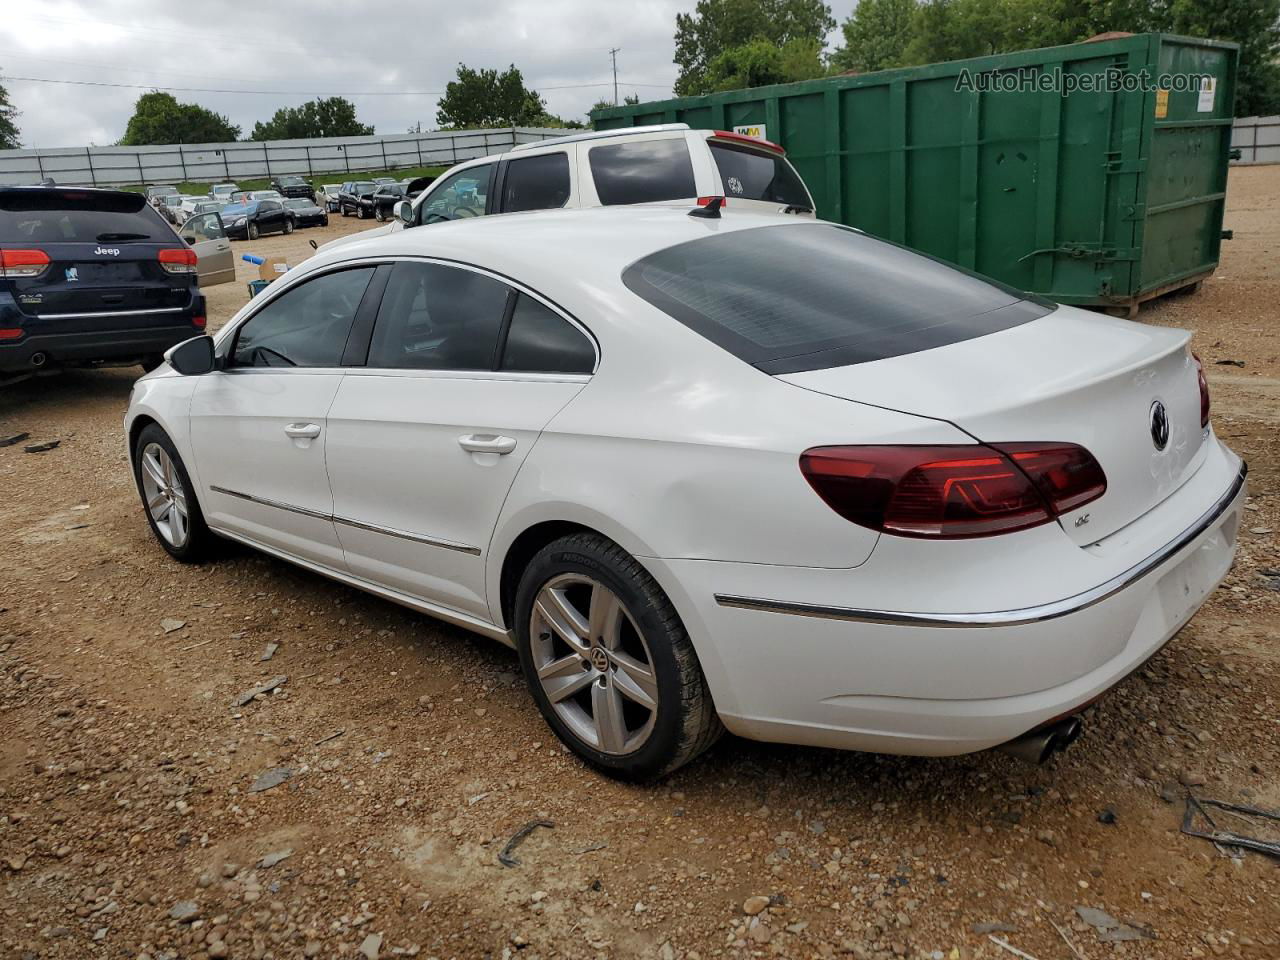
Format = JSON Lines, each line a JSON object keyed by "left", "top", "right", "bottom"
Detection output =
{"left": 779, "top": 306, "right": 1206, "bottom": 545}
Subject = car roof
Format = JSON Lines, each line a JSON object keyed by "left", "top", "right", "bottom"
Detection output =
{"left": 508, "top": 123, "right": 689, "bottom": 152}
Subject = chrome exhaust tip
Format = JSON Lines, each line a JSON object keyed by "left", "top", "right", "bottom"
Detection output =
{"left": 30, "top": 351, "right": 47, "bottom": 367}
{"left": 995, "top": 716, "right": 1082, "bottom": 764}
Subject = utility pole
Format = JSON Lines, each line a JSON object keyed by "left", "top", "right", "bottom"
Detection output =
{"left": 609, "top": 47, "right": 621, "bottom": 105}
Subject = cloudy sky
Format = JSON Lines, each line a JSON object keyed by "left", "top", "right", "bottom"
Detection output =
{"left": 0, "top": 0, "right": 858, "bottom": 149}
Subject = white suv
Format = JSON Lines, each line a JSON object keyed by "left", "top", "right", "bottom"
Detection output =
{"left": 322, "top": 124, "right": 815, "bottom": 251}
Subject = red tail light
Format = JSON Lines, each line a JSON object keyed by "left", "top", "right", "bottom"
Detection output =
{"left": 712, "top": 130, "right": 786, "bottom": 155}
{"left": 1192, "top": 352, "right": 1210, "bottom": 428}
{"left": 696, "top": 195, "right": 727, "bottom": 207}
{"left": 192, "top": 315, "right": 207, "bottom": 329}
{"left": 800, "top": 443, "right": 1107, "bottom": 539}
{"left": 158, "top": 248, "right": 198, "bottom": 274}
{"left": 0, "top": 327, "right": 23, "bottom": 340}
{"left": 1, "top": 249, "right": 51, "bottom": 278}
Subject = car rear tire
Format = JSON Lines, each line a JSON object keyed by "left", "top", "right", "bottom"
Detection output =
{"left": 513, "top": 532, "right": 722, "bottom": 781}
{"left": 131, "top": 424, "right": 215, "bottom": 563}
{"left": 283, "top": 218, "right": 294, "bottom": 235}
{"left": 374, "top": 208, "right": 385, "bottom": 222}
{"left": 247, "top": 222, "right": 259, "bottom": 240}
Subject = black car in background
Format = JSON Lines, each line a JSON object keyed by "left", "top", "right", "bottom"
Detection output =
{"left": 282, "top": 197, "right": 328, "bottom": 228}
{"left": 270, "top": 175, "right": 316, "bottom": 202}
{"left": 368, "top": 183, "right": 406, "bottom": 221}
{"left": 0, "top": 186, "right": 206, "bottom": 378}
{"left": 338, "top": 180, "right": 377, "bottom": 218}
{"left": 221, "top": 199, "right": 294, "bottom": 240}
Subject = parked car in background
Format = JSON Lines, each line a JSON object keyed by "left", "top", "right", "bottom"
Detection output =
{"left": 324, "top": 124, "right": 813, "bottom": 251}
{"left": 320, "top": 184, "right": 341, "bottom": 212}
{"left": 0, "top": 186, "right": 206, "bottom": 378}
{"left": 338, "top": 180, "right": 377, "bottom": 218}
{"left": 177, "top": 196, "right": 223, "bottom": 226}
{"left": 124, "top": 206, "right": 1243, "bottom": 781}
{"left": 209, "top": 183, "right": 238, "bottom": 200}
{"left": 246, "top": 190, "right": 284, "bottom": 203}
{"left": 283, "top": 197, "right": 328, "bottom": 228}
{"left": 229, "top": 191, "right": 252, "bottom": 204}
{"left": 369, "top": 182, "right": 405, "bottom": 221}
{"left": 270, "top": 175, "right": 316, "bottom": 202}
{"left": 146, "top": 184, "right": 178, "bottom": 206}
{"left": 220, "top": 199, "right": 294, "bottom": 240}
{"left": 158, "top": 194, "right": 186, "bottom": 224}
{"left": 372, "top": 177, "right": 397, "bottom": 185}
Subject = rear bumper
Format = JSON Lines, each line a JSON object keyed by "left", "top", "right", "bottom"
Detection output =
{"left": 0, "top": 320, "right": 204, "bottom": 372}
{"left": 646, "top": 441, "right": 1246, "bottom": 756}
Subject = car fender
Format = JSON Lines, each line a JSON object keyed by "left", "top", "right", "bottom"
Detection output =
{"left": 124, "top": 371, "right": 202, "bottom": 490}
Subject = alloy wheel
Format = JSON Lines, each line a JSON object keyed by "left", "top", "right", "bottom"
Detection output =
{"left": 139, "top": 442, "right": 190, "bottom": 548}
{"left": 529, "top": 574, "right": 659, "bottom": 755}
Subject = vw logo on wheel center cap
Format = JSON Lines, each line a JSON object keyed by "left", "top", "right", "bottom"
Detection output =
{"left": 1149, "top": 399, "right": 1170, "bottom": 451}
{"left": 590, "top": 647, "right": 610, "bottom": 672}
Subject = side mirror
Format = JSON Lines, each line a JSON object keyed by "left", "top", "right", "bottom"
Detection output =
{"left": 165, "top": 335, "right": 215, "bottom": 376}
{"left": 395, "top": 200, "right": 414, "bottom": 226}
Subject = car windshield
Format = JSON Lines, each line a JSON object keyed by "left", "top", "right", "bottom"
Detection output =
{"left": 377, "top": 185, "right": 403, "bottom": 195}
{"left": 279, "top": 177, "right": 305, "bottom": 186}
{"left": 222, "top": 203, "right": 256, "bottom": 216}
{"left": 622, "top": 222, "right": 1054, "bottom": 374}
{"left": 284, "top": 199, "right": 312, "bottom": 210}
{"left": 0, "top": 188, "right": 173, "bottom": 243}
{"left": 352, "top": 181, "right": 375, "bottom": 193}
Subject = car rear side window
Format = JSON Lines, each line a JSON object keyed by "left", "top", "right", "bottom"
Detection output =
{"left": 709, "top": 141, "right": 811, "bottom": 208}
{"left": 588, "top": 139, "right": 697, "bottom": 205}
{"left": 500, "top": 295, "right": 594, "bottom": 374}
{"left": 367, "top": 261, "right": 510, "bottom": 371}
{"left": 622, "top": 223, "right": 1054, "bottom": 374}
{"left": 502, "top": 152, "right": 571, "bottom": 213}
{"left": 0, "top": 189, "right": 172, "bottom": 243}
{"left": 233, "top": 267, "right": 375, "bottom": 368}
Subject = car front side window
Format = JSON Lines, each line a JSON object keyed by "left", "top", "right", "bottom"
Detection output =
{"left": 232, "top": 267, "right": 375, "bottom": 369}
{"left": 419, "top": 165, "right": 492, "bottom": 224}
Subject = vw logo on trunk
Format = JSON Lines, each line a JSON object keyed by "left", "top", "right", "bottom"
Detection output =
{"left": 1149, "top": 400, "right": 1170, "bottom": 451}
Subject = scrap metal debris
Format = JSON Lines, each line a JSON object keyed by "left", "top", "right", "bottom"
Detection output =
{"left": 1075, "top": 905, "right": 1154, "bottom": 942}
{"left": 988, "top": 935, "right": 1041, "bottom": 960}
{"left": 233, "top": 675, "right": 288, "bottom": 707}
{"left": 258, "top": 849, "right": 293, "bottom": 869}
{"left": 260, "top": 642, "right": 280, "bottom": 662}
{"left": 248, "top": 766, "right": 293, "bottom": 793}
{"left": 1181, "top": 794, "right": 1280, "bottom": 859}
{"left": 23, "top": 440, "right": 59, "bottom": 453}
{"left": 497, "top": 819, "right": 554, "bottom": 867}
{"left": 0, "top": 432, "right": 30, "bottom": 448}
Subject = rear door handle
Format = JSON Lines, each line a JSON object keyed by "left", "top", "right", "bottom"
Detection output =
{"left": 284, "top": 422, "right": 322, "bottom": 439}
{"left": 458, "top": 434, "right": 516, "bottom": 455}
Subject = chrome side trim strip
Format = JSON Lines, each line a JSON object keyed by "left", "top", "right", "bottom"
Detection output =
{"left": 331, "top": 514, "right": 481, "bottom": 555}
{"left": 715, "top": 462, "right": 1247, "bottom": 629}
{"left": 37, "top": 306, "right": 186, "bottom": 320}
{"left": 208, "top": 485, "right": 481, "bottom": 555}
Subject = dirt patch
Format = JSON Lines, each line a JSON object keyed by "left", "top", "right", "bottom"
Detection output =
{"left": 1, "top": 170, "right": 1278, "bottom": 959}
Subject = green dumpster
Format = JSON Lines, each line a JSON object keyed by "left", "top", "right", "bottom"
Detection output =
{"left": 593, "top": 33, "right": 1238, "bottom": 313}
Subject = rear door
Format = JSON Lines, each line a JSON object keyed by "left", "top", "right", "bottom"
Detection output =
{"left": 0, "top": 188, "right": 195, "bottom": 333}
{"left": 181, "top": 212, "right": 234, "bottom": 287}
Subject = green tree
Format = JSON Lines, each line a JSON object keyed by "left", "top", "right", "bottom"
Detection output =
{"left": 251, "top": 97, "right": 373, "bottom": 140}
{"left": 674, "top": 0, "right": 835, "bottom": 95}
{"left": 435, "top": 64, "right": 546, "bottom": 128}
{"left": 0, "top": 78, "right": 20, "bottom": 148}
{"left": 703, "top": 36, "right": 827, "bottom": 90}
{"left": 119, "top": 91, "right": 239, "bottom": 145}
{"left": 831, "top": 0, "right": 918, "bottom": 72}
{"left": 1171, "top": 0, "right": 1280, "bottom": 115}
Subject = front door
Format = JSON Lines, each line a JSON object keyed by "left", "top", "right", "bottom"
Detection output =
{"left": 189, "top": 265, "right": 381, "bottom": 569}
{"left": 181, "top": 212, "right": 234, "bottom": 286}
{"left": 324, "top": 259, "right": 596, "bottom": 620}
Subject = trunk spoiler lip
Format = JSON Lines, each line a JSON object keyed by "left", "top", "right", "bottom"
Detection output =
{"left": 714, "top": 459, "right": 1246, "bottom": 628}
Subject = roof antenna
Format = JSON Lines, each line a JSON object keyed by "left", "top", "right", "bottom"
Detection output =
{"left": 688, "top": 196, "right": 723, "bottom": 219}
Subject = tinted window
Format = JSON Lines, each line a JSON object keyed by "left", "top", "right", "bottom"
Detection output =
{"left": 419, "top": 165, "right": 492, "bottom": 224}
{"left": 501, "top": 152, "right": 571, "bottom": 213}
{"left": 709, "top": 141, "right": 810, "bottom": 207}
{"left": 622, "top": 224, "right": 1054, "bottom": 374}
{"left": 501, "top": 295, "right": 594, "bottom": 373}
{"left": 589, "top": 139, "right": 697, "bottom": 205}
{"left": 0, "top": 189, "right": 172, "bottom": 242}
{"left": 367, "top": 261, "right": 510, "bottom": 370}
{"left": 233, "top": 267, "right": 374, "bottom": 368}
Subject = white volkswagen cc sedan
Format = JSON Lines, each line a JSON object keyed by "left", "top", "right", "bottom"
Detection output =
{"left": 125, "top": 205, "right": 1245, "bottom": 780}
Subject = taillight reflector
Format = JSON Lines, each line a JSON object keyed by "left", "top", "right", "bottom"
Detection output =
{"left": 158, "top": 248, "right": 198, "bottom": 274}
{"left": 192, "top": 315, "right": 206, "bottom": 329}
{"left": 696, "top": 195, "right": 727, "bottom": 207}
{"left": 1, "top": 249, "right": 51, "bottom": 278}
{"left": 800, "top": 443, "right": 1107, "bottom": 539}
{"left": 1192, "top": 352, "right": 1210, "bottom": 428}
{"left": 0, "top": 327, "right": 23, "bottom": 340}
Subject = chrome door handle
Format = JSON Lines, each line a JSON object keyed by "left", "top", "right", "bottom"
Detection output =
{"left": 458, "top": 434, "right": 516, "bottom": 455}
{"left": 284, "top": 422, "right": 322, "bottom": 439}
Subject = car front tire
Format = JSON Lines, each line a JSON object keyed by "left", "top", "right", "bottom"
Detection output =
{"left": 283, "top": 218, "right": 294, "bottom": 235}
{"left": 357, "top": 205, "right": 368, "bottom": 219}
{"left": 247, "top": 222, "right": 259, "bottom": 240}
{"left": 513, "top": 532, "right": 722, "bottom": 781}
{"left": 132, "top": 424, "right": 215, "bottom": 563}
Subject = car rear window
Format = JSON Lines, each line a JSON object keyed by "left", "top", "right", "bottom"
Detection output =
{"left": 709, "top": 141, "right": 810, "bottom": 208}
{"left": 588, "top": 138, "right": 697, "bottom": 205}
{"left": 621, "top": 223, "right": 1054, "bottom": 374}
{"left": 0, "top": 189, "right": 174, "bottom": 243}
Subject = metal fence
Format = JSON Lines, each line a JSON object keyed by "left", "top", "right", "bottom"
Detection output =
{"left": 0, "top": 127, "right": 576, "bottom": 187}
{"left": 1231, "top": 115, "right": 1279, "bottom": 165}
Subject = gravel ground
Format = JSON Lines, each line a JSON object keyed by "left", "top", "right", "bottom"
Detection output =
{"left": 1, "top": 172, "right": 1277, "bottom": 960}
